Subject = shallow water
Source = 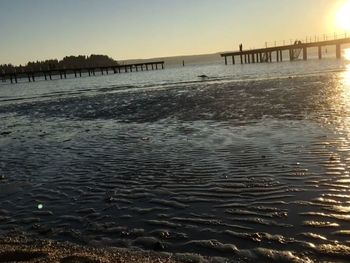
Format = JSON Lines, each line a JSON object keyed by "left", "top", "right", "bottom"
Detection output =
{"left": 1, "top": 59, "right": 350, "bottom": 262}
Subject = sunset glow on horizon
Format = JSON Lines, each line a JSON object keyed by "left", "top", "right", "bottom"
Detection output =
{"left": 335, "top": 0, "right": 350, "bottom": 31}
{"left": 0, "top": 0, "right": 349, "bottom": 65}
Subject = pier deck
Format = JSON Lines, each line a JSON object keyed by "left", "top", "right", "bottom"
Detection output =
{"left": 221, "top": 37, "right": 350, "bottom": 65}
{"left": 0, "top": 61, "right": 165, "bottom": 84}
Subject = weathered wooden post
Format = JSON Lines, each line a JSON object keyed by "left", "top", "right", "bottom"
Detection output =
{"left": 79, "top": 70, "right": 82, "bottom": 77}
{"left": 232, "top": 56, "right": 235, "bottom": 64}
{"left": 240, "top": 55, "right": 243, "bottom": 64}
{"left": 280, "top": 50, "right": 283, "bottom": 61}
{"left": 44, "top": 73, "right": 47, "bottom": 80}
{"left": 74, "top": 71, "right": 77, "bottom": 78}
{"left": 28, "top": 74, "right": 31, "bottom": 82}
{"left": 276, "top": 50, "right": 279, "bottom": 62}
{"left": 336, "top": 44, "right": 341, "bottom": 59}
{"left": 14, "top": 74, "right": 18, "bottom": 83}
{"left": 318, "top": 46, "right": 322, "bottom": 59}
{"left": 289, "top": 49, "right": 293, "bottom": 61}
{"left": 303, "top": 47, "right": 307, "bottom": 60}
{"left": 224, "top": 56, "right": 227, "bottom": 65}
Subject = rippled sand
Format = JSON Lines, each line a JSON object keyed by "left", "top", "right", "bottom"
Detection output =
{"left": 1, "top": 71, "right": 350, "bottom": 262}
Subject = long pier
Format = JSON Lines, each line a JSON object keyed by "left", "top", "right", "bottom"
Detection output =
{"left": 0, "top": 61, "right": 165, "bottom": 84}
{"left": 221, "top": 37, "right": 350, "bottom": 65}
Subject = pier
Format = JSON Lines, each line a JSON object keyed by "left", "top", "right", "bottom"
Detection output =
{"left": 0, "top": 61, "right": 165, "bottom": 84}
{"left": 221, "top": 37, "right": 350, "bottom": 65}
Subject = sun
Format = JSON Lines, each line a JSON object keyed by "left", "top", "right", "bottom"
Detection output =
{"left": 336, "top": 1, "right": 350, "bottom": 31}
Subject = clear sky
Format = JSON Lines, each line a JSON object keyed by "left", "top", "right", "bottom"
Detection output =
{"left": 0, "top": 0, "right": 347, "bottom": 65}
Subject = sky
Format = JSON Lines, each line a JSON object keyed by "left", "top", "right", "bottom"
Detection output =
{"left": 0, "top": 0, "right": 348, "bottom": 65}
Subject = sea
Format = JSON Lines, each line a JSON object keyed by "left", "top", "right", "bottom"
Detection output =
{"left": 1, "top": 52, "right": 350, "bottom": 262}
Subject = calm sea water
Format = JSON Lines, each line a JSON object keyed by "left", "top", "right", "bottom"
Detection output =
{"left": 1, "top": 57, "right": 350, "bottom": 262}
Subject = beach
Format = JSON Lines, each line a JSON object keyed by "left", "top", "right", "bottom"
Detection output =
{"left": 1, "top": 59, "right": 350, "bottom": 262}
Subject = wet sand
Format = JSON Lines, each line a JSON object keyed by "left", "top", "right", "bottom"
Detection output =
{"left": 0, "top": 237, "right": 182, "bottom": 263}
{"left": 1, "top": 66, "right": 350, "bottom": 262}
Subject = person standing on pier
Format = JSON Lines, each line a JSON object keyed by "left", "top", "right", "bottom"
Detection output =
{"left": 239, "top": 44, "right": 243, "bottom": 52}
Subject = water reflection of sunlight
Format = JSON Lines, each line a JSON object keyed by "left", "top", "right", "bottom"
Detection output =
{"left": 345, "top": 49, "right": 350, "bottom": 61}
{"left": 344, "top": 64, "right": 350, "bottom": 87}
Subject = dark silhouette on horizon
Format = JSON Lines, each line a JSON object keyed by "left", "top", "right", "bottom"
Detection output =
{"left": 0, "top": 54, "right": 119, "bottom": 74}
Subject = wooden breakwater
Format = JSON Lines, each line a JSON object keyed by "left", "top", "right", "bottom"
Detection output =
{"left": 0, "top": 61, "right": 165, "bottom": 84}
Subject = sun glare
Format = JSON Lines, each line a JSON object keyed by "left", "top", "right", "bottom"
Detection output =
{"left": 346, "top": 49, "right": 350, "bottom": 61}
{"left": 336, "top": 1, "right": 350, "bottom": 31}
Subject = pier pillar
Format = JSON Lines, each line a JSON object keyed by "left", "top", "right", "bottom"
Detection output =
{"left": 252, "top": 54, "right": 255, "bottom": 63}
{"left": 44, "top": 73, "right": 47, "bottom": 80}
{"left": 93, "top": 69, "right": 95, "bottom": 76}
{"left": 64, "top": 71, "right": 67, "bottom": 78}
{"left": 88, "top": 70, "right": 91, "bottom": 76}
{"left": 303, "top": 47, "right": 307, "bottom": 60}
{"left": 318, "top": 46, "right": 322, "bottom": 59}
{"left": 10, "top": 76, "right": 13, "bottom": 84}
{"left": 156, "top": 64, "right": 158, "bottom": 70}
{"left": 60, "top": 72, "right": 63, "bottom": 79}
{"left": 336, "top": 44, "right": 341, "bottom": 59}
{"left": 74, "top": 71, "right": 77, "bottom": 78}
{"left": 276, "top": 50, "right": 279, "bottom": 62}
{"left": 101, "top": 68, "right": 104, "bottom": 75}
{"left": 32, "top": 75, "right": 35, "bottom": 82}
{"left": 269, "top": 52, "right": 272, "bottom": 62}
{"left": 118, "top": 67, "right": 121, "bottom": 73}
{"left": 79, "top": 70, "right": 82, "bottom": 77}
{"left": 244, "top": 54, "right": 247, "bottom": 64}
{"left": 232, "top": 56, "right": 235, "bottom": 64}
{"left": 146, "top": 65, "right": 148, "bottom": 71}
{"left": 289, "top": 49, "right": 293, "bottom": 61}
{"left": 259, "top": 53, "right": 263, "bottom": 63}
{"left": 151, "top": 64, "right": 154, "bottom": 70}
{"left": 224, "top": 56, "right": 227, "bottom": 65}
{"left": 28, "top": 74, "right": 31, "bottom": 82}
{"left": 280, "top": 50, "right": 283, "bottom": 61}
{"left": 49, "top": 73, "right": 52, "bottom": 80}
{"left": 130, "top": 66, "right": 133, "bottom": 72}
{"left": 113, "top": 68, "right": 116, "bottom": 74}
{"left": 256, "top": 53, "right": 259, "bottom": 63}
{"left": 162, "top": 63, "right": 164, "bottom": 69}
{"left": 14, "top": 74, "right": 17, "bottom": 83}
{"left": 240, "top": 55, "right": 243, "bottom": 64}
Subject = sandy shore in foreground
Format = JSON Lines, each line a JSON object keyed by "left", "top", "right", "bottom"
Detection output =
{"left": 0, "top": 237, "right": 182, "bottom": 263}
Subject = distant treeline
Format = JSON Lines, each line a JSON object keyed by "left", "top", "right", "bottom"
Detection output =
{"left": 0, "top": 55, "right": 119, "bottom": 73}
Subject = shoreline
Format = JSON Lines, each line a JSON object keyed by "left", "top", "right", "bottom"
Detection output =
{"left": 0, "top": 237, "right": 183, "bottom": 263}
